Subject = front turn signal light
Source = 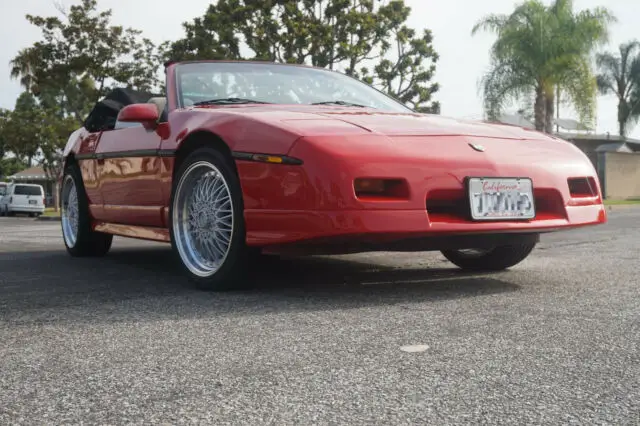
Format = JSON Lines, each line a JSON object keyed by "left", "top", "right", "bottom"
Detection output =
{"left": 354, "top": 178, "right": 386, "bottom": 193}
{"left": 353, "top": 178, "right": 410, "bottom": 199}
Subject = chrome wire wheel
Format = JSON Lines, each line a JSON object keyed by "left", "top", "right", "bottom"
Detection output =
{"left": 61, "top": 174, "right": 79, "bottom": 248}
{"left": 172, "top": 161, "right": 234, "bottom": 278}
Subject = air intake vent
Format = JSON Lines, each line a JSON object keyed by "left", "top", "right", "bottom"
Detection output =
{"left": 568, "top": 177, "right": 598, "bottom": 197}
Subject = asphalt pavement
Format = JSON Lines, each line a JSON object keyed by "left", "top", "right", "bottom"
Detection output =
{"left": 0, "top": 210, "right": 639, "bottom": 424}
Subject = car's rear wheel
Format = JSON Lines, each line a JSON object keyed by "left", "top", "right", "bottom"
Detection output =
{"left": 441, "top": 242, "right": 537, "bottom": 271}
{"left": 169, "top": 147, "right": 250, "bottom": 291}
{"left": 61, "top": 163, "right": 113, "bottom": 257}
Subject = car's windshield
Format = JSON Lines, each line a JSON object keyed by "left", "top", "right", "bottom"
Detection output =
{"left": 174, "top": 62, "right": 413, "bottom": 112}
{"left": 0, "top": 186, "right": 6, "bottom": 196}
{"left": 14, "top": 185, "right": 42, "bottom": 196}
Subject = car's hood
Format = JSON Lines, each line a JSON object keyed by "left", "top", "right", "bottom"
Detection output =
{"left": 194, "top": 105, "right": 550, "bottom": 141}
{"left": 312, "top": 109, "right": 546, "bottom": 140}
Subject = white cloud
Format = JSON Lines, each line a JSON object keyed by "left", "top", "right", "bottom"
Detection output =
{"left": 1, "top": 0, "right": 639, "bottom": 138}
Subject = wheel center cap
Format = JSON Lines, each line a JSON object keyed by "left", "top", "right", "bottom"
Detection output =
{"left": 197, "top": 216, "right": 208, "bottom": 228}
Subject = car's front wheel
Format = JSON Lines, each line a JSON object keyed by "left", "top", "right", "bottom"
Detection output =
{"left": 169, "top": 147, "right": 251, "bottom": 291}
{"left": 441, "top": 242, "right": 537, "bottom": 271}
{"left": 60, "top": 164, "right": 113, "bottom": 257}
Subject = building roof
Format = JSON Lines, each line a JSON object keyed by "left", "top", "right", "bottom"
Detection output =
{"left": 554, "top": 118, "right": 592, "bottom": 132}
{"left": 7, "top": 166, "right": 49, "bottom": 180}
{"left": 497, "top": 113, "right": 535, "bottom": 129}
{"left": 557, "top": 132, "right": 640, "bottom": 145}
{"left": 595, "top": 142, "right": 634, "bottom": 153}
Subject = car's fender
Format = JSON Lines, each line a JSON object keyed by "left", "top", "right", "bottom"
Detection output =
{"left": 63, "top": 126, "right": 89, "bottom": 158}
{"left": 160, "top": 109, "right": 304, "bottom": 156}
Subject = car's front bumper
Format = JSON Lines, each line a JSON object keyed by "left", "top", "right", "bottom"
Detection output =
{"left": 237, "top": 134, "right": 607, "bottom": 251}
{"left": 244, "top": 203, "right": 606, "bottom": 251}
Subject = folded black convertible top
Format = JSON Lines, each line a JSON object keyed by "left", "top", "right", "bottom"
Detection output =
{"left": 83, "top": 87, "right": 161, "bottom": 132}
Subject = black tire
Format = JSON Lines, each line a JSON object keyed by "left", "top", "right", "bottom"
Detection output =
{"left": 441, "top": 242, "right": 536, "bottom": 271}
{"left": 60, "top": 162, "right": 113, "bottom": 257}
{"left": 169, "top": 147, "right": 252, "bottom": 291}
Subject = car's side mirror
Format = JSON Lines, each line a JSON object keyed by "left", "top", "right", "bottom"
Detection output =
{"left": 117, "top": 104, "right": 159, "bottom": 128}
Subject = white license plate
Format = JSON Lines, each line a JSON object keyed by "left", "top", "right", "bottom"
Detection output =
{"left": 28, "top": 200, "right": 37, "bottom": 205}
{"left": 468, "top": 177, "right": 535, "bottom": 220}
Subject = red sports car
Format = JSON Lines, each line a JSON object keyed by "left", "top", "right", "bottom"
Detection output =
{"left": 60, "top": 60, "right": 606, "bottom": 290}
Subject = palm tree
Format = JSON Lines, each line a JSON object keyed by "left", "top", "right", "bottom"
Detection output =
{"left": 595, "top": 41, "right": 640, "bottom": 138}
{"left": 9, "top": 47, "right": 41, "bottom": 94}
{"left": 472, "top": 0, "right": 615, "bottom": 133}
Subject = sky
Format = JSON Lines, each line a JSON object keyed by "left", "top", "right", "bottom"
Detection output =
{"left": 1, "top": 0, "right": 639, "bottom": 139}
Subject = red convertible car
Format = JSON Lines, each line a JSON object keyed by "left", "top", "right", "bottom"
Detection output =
{"left": 60, "top": 60, "right": 606, "bottom": 290}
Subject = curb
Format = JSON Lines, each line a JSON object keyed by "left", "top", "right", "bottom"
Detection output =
{"left": 37, "top": 216, "right": 61, "bottom": 222}
{"left": 606, "top": 203, "right": 640, "bottom": 212}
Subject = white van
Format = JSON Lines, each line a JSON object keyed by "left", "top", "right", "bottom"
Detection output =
{"left": 0, "top": 183, "right": 46, "bottom": 217}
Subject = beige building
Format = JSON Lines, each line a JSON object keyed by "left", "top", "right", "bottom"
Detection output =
{"left": 557, "top": 133, "right": 640, "bottom": 200}
{"left": 497, "top": 114, "right": 640, "bottom": 200}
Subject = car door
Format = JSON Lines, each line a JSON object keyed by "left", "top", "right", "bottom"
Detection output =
{"left": 94, "top": 123, "right": 164, "bottom": 227}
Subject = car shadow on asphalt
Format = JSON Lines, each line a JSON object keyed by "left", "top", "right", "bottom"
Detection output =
{"left": 0, "top": 246, "right": 521, "bottom": 323}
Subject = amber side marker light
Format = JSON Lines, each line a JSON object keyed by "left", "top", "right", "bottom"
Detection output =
{"left": 232, "top": 151, "right": 303, "bottom": 165}
{"left": 354, "top": 178, "right": 409, "bottom": 199}
{"left": 252, "top": 154, "right": 284, "bottom": 164}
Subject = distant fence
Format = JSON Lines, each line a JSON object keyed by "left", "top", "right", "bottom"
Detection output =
{"left": 598, "top": 152, "right": 640, "bottom": 200}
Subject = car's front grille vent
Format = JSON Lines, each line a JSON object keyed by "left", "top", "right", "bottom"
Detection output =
{"left": 426, "top": 188, "right": 567, "bottom": 221}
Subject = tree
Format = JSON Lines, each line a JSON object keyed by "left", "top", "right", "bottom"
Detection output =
{"left": 0, "top": 109, "right": 9, "bottom": 161}
{"left": 596, "top": 40, "right": 640, "bottom": 138}
{"left": 10, "top": 0, "right": 164, "bottom": 123}
{"left": 1, "top": 92, "right": 43, "bottom": 166}
{"left": 39, "top": 112, "right": 78, "bottom": 211}
{"left": 9, "top": 0, "right": 165, "bottom": 196}
{"left": 0, "top": 158, "right": 27, "bottom": 179}
{"left": 472, "top": 0, "right": 615, "bottom": 132}
{"left": 165, "top": 0, "right": 440, "bottom": 113}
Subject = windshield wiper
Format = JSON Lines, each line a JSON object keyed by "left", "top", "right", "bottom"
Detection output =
{"left": 311, "top": 100, "right": 370, "bottom": 108}
{"left": 192, "top": 97, "right": 271, "bottom": 106}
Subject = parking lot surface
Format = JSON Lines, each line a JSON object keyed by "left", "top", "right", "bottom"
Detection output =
{"left": 1, "top": 210, "right": 639, "bottom": 424}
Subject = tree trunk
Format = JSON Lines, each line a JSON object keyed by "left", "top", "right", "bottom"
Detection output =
{"left": 618, "top": 101, "right": 627, "bottom": 138}
{"left": 54, "top": 181, "right": 60, "bottom": 212}
{"left": 534, "top": 85, "right": 546, "bottom": 131}
{"left": 545, "top": 91, "right": 555, "bottom": 134}
{"left": 556, "top": 85, "right": 560, "bottom": 133}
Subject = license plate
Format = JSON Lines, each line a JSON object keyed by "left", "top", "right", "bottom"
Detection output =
{"left": 29, "top": 200, "right": 37, "bottom": 205}
{"left": 467, "top": 177, "right": 535, "bottom": 220}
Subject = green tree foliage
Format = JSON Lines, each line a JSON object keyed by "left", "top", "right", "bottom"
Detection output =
{"left": 472, "top": 0, "right": 615, "bottom": 132}
{"left": 0, "top": 158, "right": 26, "bottom": 179}
{"left": 7, "top": 0, "right": 163, "bottom": 186}
{"left": 596, "top": 41, "right": 640, "bottom": 138}
{"left": 1, "top": 92, "right": 42, "bottom": 166}
{"left": 9, "top": 0, "right": 163, "bottom": 122}
{"left": 0, "top": 109, "right": 9, "bottom": 161}
{"left": 165, "top": 0, "right": 440, "bottom": 113}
